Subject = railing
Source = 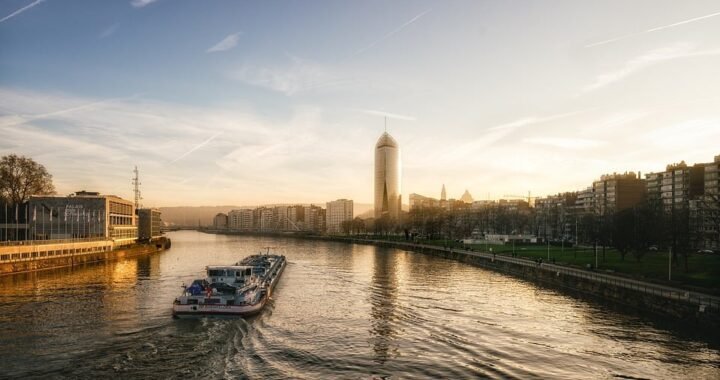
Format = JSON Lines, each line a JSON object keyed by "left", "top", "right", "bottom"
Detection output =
{"left": 345, "top": 238, "right": 720, "bottom": 312}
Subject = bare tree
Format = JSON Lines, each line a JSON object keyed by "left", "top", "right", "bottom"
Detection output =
{"left": 0, "top": 154, "right": 56, "bottom": 205}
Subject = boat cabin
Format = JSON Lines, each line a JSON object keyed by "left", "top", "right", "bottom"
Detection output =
{"left": 206, "top": 265, "right": 258, "bottom": 286}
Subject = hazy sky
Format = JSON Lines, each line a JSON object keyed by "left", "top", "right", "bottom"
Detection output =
{"left": 1, "top": 1, "right": 720, "bottom": 206}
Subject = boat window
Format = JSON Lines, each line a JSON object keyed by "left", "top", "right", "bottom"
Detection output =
{"left": 245, "top": 268, "right": 251, "bottom": 276}
{"left": 236, "top": 271, "right": 241, "bottom": 277}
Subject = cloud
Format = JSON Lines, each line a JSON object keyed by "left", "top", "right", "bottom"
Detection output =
{"left": 98, "top": 23, "right": 119, "bottom": 39}
{"left": 230, "top": 56, "right": 363, "bottom": 96}
{"left": 363, "top": 109, "right": 415, "bottom": 121}
{"left": 0, "top": 0, "right": 44, "bottom": 24}
{"left": 486, "top": 110, "right": 587, "bottom": 132}
{"left": 523, "top": 137, "right": 606, "bottom": 150}
{"left": 583, "top": 43, "right": 720, "bottom": 92}
{"left": 130, "top": 0, "right": 159, "bottom": 8}
{"left": 0, "top": 88, "right": 375, "bottom": 206}
{"left": 353, "top": 8, "right": 431, "bottom": 56}
{"left": 645, "top": 119, "right": 720, "bottom": 150}
{"left": 207, "top": 32, "right": 243, "bottom": 53}
{"left": 0, "top": 94, "right": 140, "bottom": 129}
{"left": 169, "top": 132, "right": 223, "bottom": 164}
{"left": 586, "top": 10, "right": 720, "bottom": 48}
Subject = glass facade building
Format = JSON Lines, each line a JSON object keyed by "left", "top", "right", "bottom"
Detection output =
{"left": 374, "top": 132, "right": 402, "bottom": 219}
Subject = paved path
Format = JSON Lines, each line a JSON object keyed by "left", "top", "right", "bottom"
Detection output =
{"left": 348, "top": 238, "right": 720, "bottom": 311}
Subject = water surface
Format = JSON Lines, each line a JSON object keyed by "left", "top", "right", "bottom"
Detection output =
{"left": 1, "top": 230, "right": 718, "bottom": 379}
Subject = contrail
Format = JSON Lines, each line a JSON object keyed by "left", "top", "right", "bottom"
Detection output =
{"left": 0, "top": 0, "right": 45, "bottom": 24}
{"left": 586, "top": 10, "right": 720, "bottom": 48}
{"left": 169, "top": 132, "right": 222, "bottom": 164}
{"left": 363, "top": 109, "right": 416, "bottom": 121}
{"left": 0, "top": 94, "right": 140, "bottom": 128}
{"left": 353, "top": 8, "right": 431, "bottom": 56}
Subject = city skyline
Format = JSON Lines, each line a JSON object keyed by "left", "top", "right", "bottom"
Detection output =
{"left": 2, "top": 1, "right": 720, "bottom": 206}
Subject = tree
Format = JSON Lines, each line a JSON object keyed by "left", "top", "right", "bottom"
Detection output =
{"left": 340, "top": 220, "right": 352, "bottom": 235}
{"left": 351, "top": 217, "right": 366, "bottom": 235}
{"left": 0, "top": 154, "right": 56, "bottom": 205}
{"left": 612, "top": 208, "right": 635, "bottom": 261}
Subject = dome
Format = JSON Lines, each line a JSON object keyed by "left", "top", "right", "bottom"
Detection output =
{"left": 375, "top": 132, "right": 398, "bottom": 149}
{"left": 460, "top": 189, "right": 474, "bottom": 203}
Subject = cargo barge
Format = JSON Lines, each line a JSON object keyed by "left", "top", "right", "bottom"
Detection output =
{"left": 172, "top": 251, "right": 286, "bottom": 318}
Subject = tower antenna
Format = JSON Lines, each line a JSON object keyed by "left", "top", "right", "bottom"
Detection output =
{"left": 132, "top": 166, "right": 143, "bottom": 210}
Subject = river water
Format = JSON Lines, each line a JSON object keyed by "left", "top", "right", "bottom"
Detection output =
{"left": 1, "top": 230, "right": 718, "bottom": 379}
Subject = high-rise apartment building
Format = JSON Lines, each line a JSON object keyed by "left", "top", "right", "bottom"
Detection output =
{"left": 273, "top": 206, "right": 289, "bottom": 231}
{"left": 257, "top": 208, "right": 273, "bottom": 231}
{"left": 213, "top": 213, "right": 228, "bottom": 229}
{"left": 592, "top": 172, "right": 646, "bottom": 215}
{"left": 374, "top": 132, "right": 402, "bottom": 219}
{"left": 228, "top": 209, "right": 254, "bottom": 230}
{"left": 646, "top": 162, "right": 705, "bottom": 212}
{"left": 303, "top": 205, "right": 325, "bottom": 233}
{"left": 326, "top": 199, "right": 353, "bottom": 234}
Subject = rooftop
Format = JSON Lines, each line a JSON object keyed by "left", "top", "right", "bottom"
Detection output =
{"left": 375, "top": 132, "right": 398, "bottom": 149}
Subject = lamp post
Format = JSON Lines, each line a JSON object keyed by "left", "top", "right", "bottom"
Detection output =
{"left": 595, "top": 244, "right": 598, "bottom": 269}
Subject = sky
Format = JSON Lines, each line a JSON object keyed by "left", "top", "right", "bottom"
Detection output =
{"left": 1, "top": 0, "right": 720, "bottom": 207}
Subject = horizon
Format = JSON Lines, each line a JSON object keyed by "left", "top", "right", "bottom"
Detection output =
{"left": 2, "top": 1, "right": 720, "bottom": 207}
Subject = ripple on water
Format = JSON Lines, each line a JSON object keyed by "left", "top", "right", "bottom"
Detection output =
{"left": 0, "top": 231, "right": 718, "bottom": 379}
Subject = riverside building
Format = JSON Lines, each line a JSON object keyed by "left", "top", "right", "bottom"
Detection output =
{"left": 27, "top": 191, "right": 137, "bottom": 246}
{"left": 374, "top": 132, "right": 402, "bottom": 219}
{"left": 592, "top": 172, "right": 646, "bottom": 215}
{"left": 213, "top": 213, "right": 228, "bottom": 229}
{"left": 228, "top": 209, "right": 254, "bottom": 230}
{"left": 138, "top": 208, "right": 163, "bottom": 241}
{"left": 326, "top": 199, "right": 353, "bottom": 234}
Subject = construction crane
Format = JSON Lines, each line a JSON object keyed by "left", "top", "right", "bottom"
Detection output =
{"left": 502, "top": 191, "right": 537, "bottom": 206}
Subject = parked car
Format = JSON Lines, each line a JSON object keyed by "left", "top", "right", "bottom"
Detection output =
{"left": 648, "top": 245, "right": 658, "bottom": 251}
{"left": 697, "top": 249, "right": 715, "bottom": 254}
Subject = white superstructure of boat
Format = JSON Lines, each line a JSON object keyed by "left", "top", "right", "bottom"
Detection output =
{"left": 172, "top": 250, "right": 286, "bottom": 318}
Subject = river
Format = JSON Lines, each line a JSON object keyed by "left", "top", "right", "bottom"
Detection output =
{"left": 1, "top": 230, "right": 718, "bottom": 379}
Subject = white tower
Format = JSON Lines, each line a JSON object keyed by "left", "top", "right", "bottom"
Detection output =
{"left": 374, "top": 132, "right": 401, "bottom": 219}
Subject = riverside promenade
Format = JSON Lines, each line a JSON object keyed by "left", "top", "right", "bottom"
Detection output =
{"left": 320, "top": 236, "right": 720, "bottom": 327}
{"left": 0, "top": 237, "right": 170, "bottom": 275}
{"left": 205, "top": 229, "right": 720, "bottom": 328}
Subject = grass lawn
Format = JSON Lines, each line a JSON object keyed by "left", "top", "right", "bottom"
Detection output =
{"left": 367, "top": 235, "right": 720, "bottom": 294}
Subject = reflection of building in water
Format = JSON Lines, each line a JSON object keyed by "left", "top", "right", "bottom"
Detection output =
{"left": 369, "top": 248, "right": 399, "bottom": 363}
{"left": 28, "top": 191, "right": 137, "bottom": 246}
